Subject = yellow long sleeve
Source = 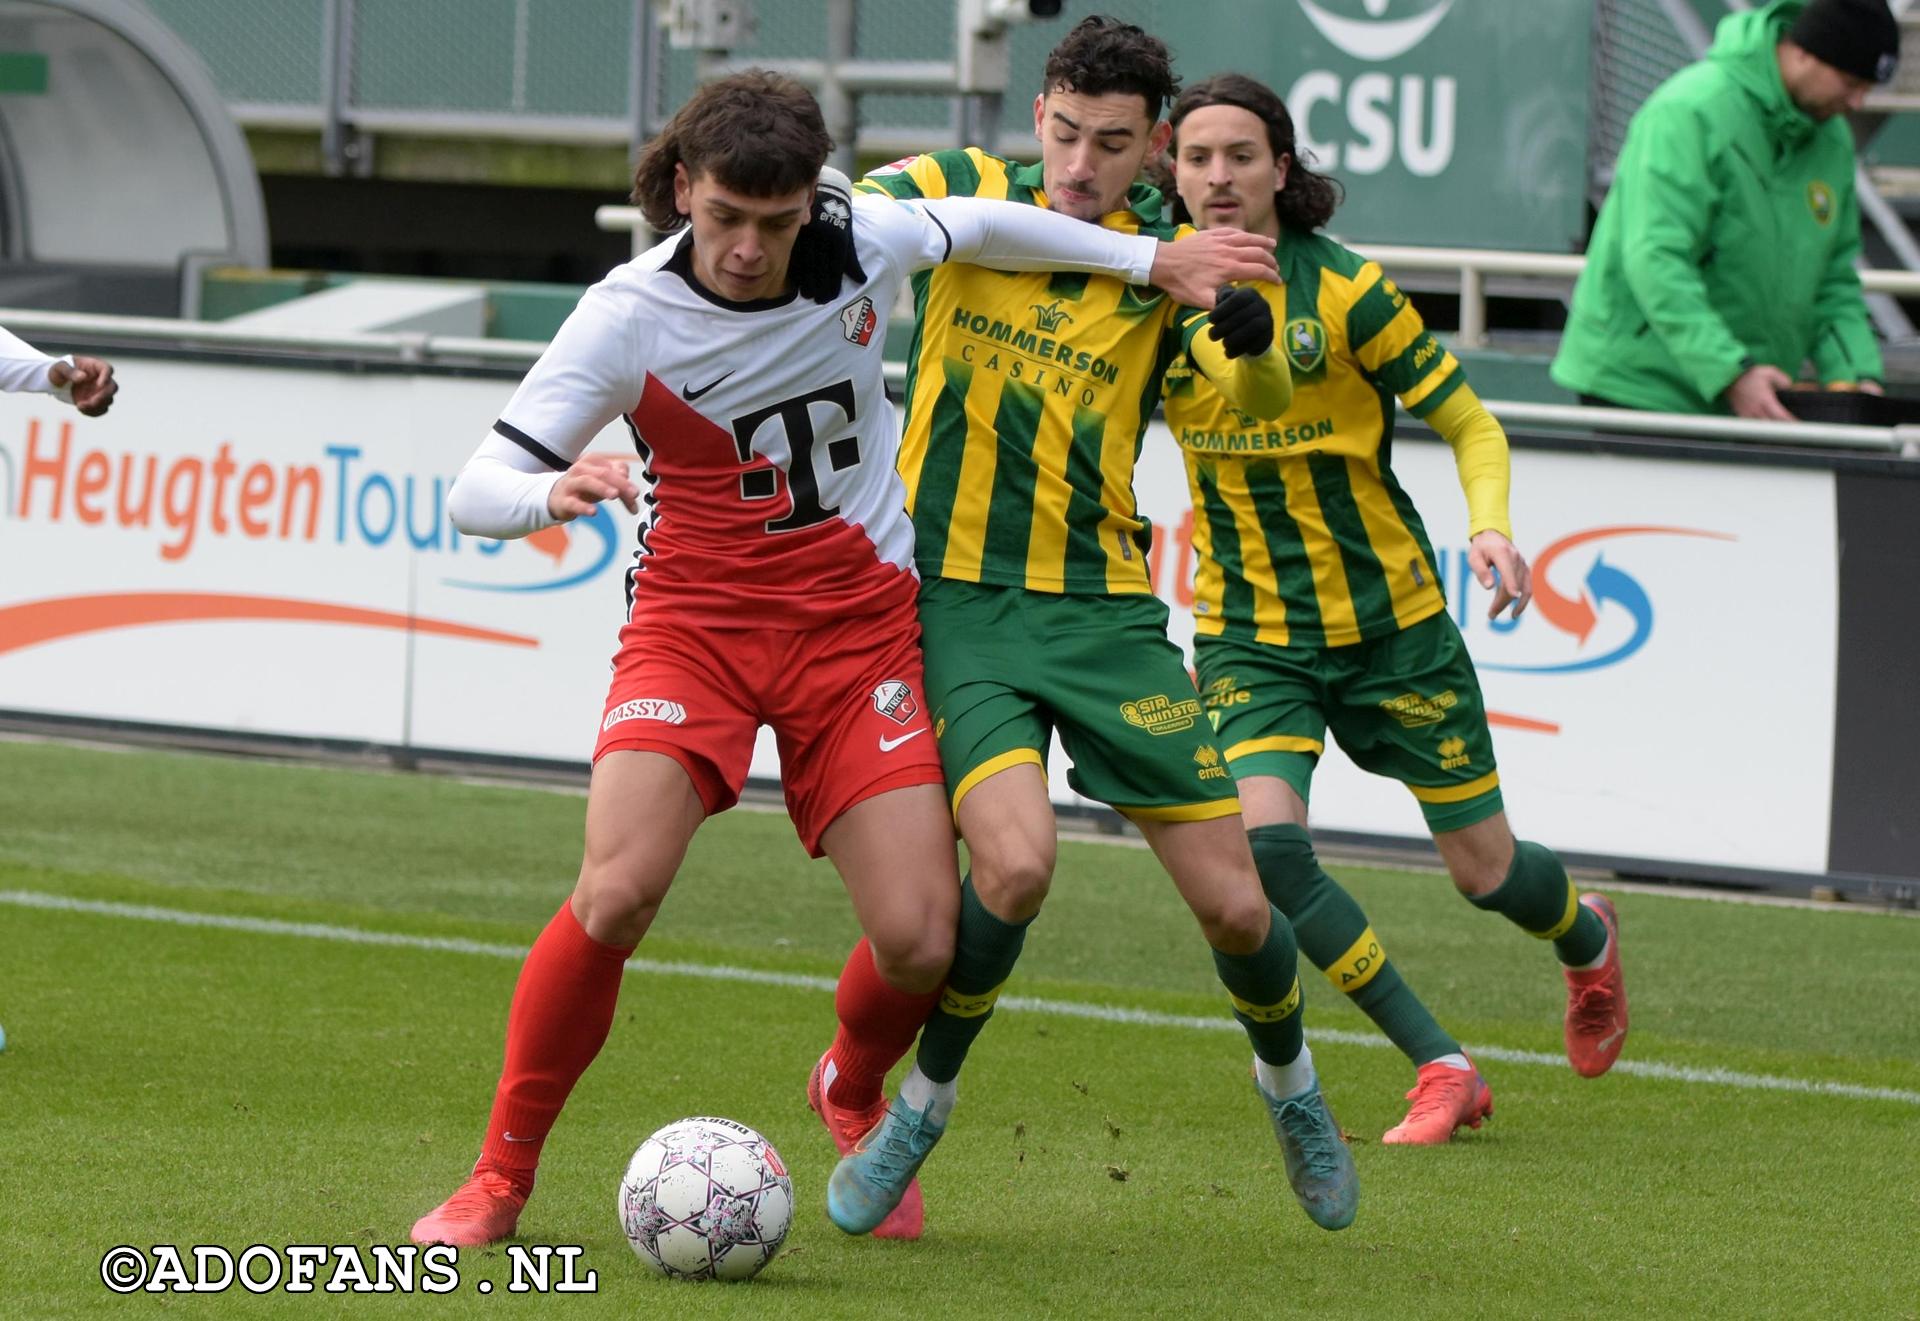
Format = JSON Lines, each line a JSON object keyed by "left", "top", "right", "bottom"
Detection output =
{"left": 1425, "top": 383, "right": 1511, "bottom": 540}
{"left": 1188, "top": 330, "right": 1294, "bottom": 420}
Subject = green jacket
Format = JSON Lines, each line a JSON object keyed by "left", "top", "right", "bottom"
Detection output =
{"left": 1552, "top": 0, "right": 1882, "bottom": 413}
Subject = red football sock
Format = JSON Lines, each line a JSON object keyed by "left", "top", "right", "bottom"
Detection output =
{"left": 824, "top": 937, "right": 943, "bottom": 1111}
{"left": 478, "top": 902, "right": 635, "bottom": 1193}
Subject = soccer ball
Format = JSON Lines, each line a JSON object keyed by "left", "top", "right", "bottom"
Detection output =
{"left": 617, "top": 1116, "right": 793, "bottom": 1282}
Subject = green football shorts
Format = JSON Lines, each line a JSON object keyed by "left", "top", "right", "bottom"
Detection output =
{"left": 916, "top": 578, "right": 1240, "bottom": 823}
{"left": 1192, "top": 609, "right": 1504, "bottom": 833}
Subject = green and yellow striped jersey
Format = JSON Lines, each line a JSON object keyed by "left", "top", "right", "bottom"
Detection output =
{"left": 1163, "top": 230, "right": 1466, "bottom": 648}
{"left": 859, "top": 148, "right": 1216, "bottom": 595}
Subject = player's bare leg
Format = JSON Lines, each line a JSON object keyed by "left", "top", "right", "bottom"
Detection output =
{"left": 1438, "top": 812, "right": 1627, "bottom": 1076}
{"left": 412, "top": 751, "right": 705, "bottom": 1247}
{"left": 811, "top": 784, "right": 958, "bottom": 1239}
{"left": 1137, "top": 813, "right": 1357, "bottom": 1230}
{"left": 828, "top": 764, "right": 1055, "bottom": 1235}
{"left": 1239, "top": 774, "right": 1489, "bottom": 1143}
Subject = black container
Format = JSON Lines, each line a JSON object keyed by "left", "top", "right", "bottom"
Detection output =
{"left": 1775, "top": 388, "right": 1920, "bottom": 426}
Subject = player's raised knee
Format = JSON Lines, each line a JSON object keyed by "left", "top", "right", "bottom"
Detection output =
{"left": 569, "top": 875, "right": 662, "bottom": 947}
{"left": 870, "top": 924, "right": 954, "bottom": 995}
{"left": 969, "top": 850, "right": 1054, "bottom": 922}
{"left": 1196, "top": 889, "right": 1272, "bottom": 956}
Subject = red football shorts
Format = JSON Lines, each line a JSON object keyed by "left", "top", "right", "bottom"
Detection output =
{"left": 592, "top": 598, "right": 944, "bottom": 856}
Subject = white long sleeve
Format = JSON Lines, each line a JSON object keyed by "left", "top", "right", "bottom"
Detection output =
{"left": 446, "top": 434, "right": 565, "bottom": 539}
{"left": 897, "top": 195, "right": 1158, "bottom": 284}
{"left": 0, "top": 324, "right": 66, "bottom": 396}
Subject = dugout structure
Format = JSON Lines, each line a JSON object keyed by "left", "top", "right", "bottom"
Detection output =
{"left": 0, "top": 0, "right": 267, "bottom": 316}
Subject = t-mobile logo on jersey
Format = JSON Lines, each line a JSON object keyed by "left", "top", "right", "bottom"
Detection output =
{"left": 602, "top": 698, "right": 688, "bottom": 731}
{"left": 730, "top": 379, "right": 859, "bottom": 534}
{"left": 840, "top": 295, "right": 877, "bottom": 347}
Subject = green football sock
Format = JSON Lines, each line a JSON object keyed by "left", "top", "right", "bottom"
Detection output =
{"left": 1211, "top": 903, "right": 1305, "bottom": 1067}
{"left": 912, "top": 873, "right": 1032, "bottom": 1085}
{"left": 1467, "top": 838, "right": 1607, "bottom": 966}
{"left": 1248, "top": 824, "right": 1461, "bottom": 1066}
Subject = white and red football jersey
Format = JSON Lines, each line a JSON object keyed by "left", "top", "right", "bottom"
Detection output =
{"left": 450, "top": 193, "right": 1156, "bottom": 629}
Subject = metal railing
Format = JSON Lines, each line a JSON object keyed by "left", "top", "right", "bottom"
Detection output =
{"left": 588, "top": 206, "right": 1920, "bottom": 352}
{"left": 1274, "top": 244, "right": 1920, "bottom": 350}
{"left": 5, "top": 304, "right": 1915, "bottom": 457}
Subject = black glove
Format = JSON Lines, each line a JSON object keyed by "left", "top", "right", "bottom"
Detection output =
{"left": 1207, "top": 285, "right": 1273, "bottom": 359}
{"left": 790, "top": 166, "right": 868, "bottom": 305}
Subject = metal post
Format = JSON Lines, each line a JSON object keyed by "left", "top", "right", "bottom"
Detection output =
{"left": 318, "top": 0, "right": 356, "bottom": 178}
{"left": 1457, "top": 265, "right": 1488, "bottom": 348}
{"left": 628, "top": 0, "right": 657, "bottom": 153}
{"left": 1853, "top": 164, "right": 1920, "bottom": 340}
{"left": 959, "top": 91, "right": 1002, "bottom": 154}
{"left": 823, "top": 0, "right": 858, "bottom": 177}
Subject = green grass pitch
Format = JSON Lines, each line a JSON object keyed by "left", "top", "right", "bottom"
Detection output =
{"left": 2, "top": 738, "right": 1917, "bottom": 1317}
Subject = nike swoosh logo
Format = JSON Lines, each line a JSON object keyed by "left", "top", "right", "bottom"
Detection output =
{"left": 1596, "top": 1024, "right": 1626, "bottom": 1053}
{"left": 502, "top": 1132, "right": 536, "bottom": 1143}
{"left": 878, "top": 728, "right": 927, "bottom": 753}
{"left": 681, "top": 370, "right": 734, "bottom": 401}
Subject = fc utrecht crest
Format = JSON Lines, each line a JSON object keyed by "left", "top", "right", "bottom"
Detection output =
{"left": 871, "top": 679, "right": 918, "bottom": 724}
{"left": 841, "top": 294, "right": 878, "bottom": 346}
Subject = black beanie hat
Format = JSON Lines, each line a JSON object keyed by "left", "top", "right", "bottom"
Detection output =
{"left": 1789, "top": 0, "right": 1901, "bottom": 84}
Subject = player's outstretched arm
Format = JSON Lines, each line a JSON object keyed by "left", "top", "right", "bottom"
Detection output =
{"left": 547, "top": 454, "right": 640, "bottom": 522}
{"left": 49, "top": 356, "right": 117, "bottom": 416}
{"left": 450, "top": 282, "right": 642, "bottom": 539}
{"left": 1469, "top": 530, "right": 1532, "bottom": 621}
{"left": 1185, "top": 287, "right": 1293, "bottom": 420}
{"left": 448, "top": 443, "right": 638, "bottom": 540}
{"left": 901, "top": 194, "right": 1160, "bottom": 284}
{"left": 1425, "top": 384, "right": 1530, "bottom": 619}
{"left": 894, "top": 196, "right": 1277, "bottom": 301}
{"left": 0, "top": 324, "right": 118, "bottom": 415}
{"left": 1146, "top": 229, "right": 1278, "bottom": 310}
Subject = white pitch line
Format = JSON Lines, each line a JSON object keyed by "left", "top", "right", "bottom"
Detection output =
{"left": 6, "top": 889, "right": 1917, "bottom": 1108}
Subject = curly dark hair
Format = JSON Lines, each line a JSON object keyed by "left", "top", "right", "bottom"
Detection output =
{"left": 1041, "top": 15, "right": 1179, "bottom": 119}
{"left": 1169, "top": 72, "right": 1343, "bottom": 233}
{"left": 631, "top": 70, "right": 832, "bottom": 232}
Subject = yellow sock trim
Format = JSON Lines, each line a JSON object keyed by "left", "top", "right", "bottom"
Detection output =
{"left": 939, "top": 981, "right": 1006, "bottom": 1019}
{"left": 1323, "top": 925, "right": 1386, "bottom": 993}
{"left": 1228, "top": 976, "right": 1301, "bottom": 1024}
{"left": 1530, "top": 879, "right": 1581, "bottom": 941}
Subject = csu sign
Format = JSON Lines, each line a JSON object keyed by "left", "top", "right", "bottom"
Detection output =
{"left": 1171, "top": 0, "right": 1590, "bottom": 252}
{"left": 1289, "top": 0, "right": 1459, "bottom": 178}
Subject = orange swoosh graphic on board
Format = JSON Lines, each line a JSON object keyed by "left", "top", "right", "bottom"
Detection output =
{"left": 1487, "top": 711, "right": 1560, "bottom": 735}
{"left": 525, "top": 524, "right": 571, "bottom": 566}
{"left": 0, "top": 592, "right": 538, "bottom": 657}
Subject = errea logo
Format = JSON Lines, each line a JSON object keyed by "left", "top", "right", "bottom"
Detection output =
{"left": 1297, "top": 0, "right": 1454, "bottom": 62}
{"left": 818, "top": 195, "right": 852, "bottom": 229}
